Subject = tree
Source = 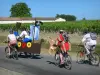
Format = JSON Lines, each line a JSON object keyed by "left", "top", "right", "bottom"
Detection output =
{"left": 10, "top": 2, "right": 32, "bottom": 17}
{"left": 56, "top": 14, "right": 60, "bottom": 18}
{"left": 55, "top": 14, "right": 76, "bottom": 21}
{"left": 82, "top": 17, "right": 86, "bottom": 20}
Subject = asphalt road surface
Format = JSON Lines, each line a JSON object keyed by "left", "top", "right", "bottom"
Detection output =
{"left": 0, "top": 46, "right": 100, "bottom": 75}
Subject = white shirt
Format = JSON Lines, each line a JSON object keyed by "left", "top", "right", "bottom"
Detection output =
{"left": 7, "top": 34, "right": 17, "bottom": 41}
{"left": 82, "top": 33, "right": 97, "bottom": 45}
{"left": 20, "top": 31, "right": 29, "bottom": 38}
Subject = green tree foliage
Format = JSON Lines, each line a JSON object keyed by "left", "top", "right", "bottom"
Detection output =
{"left": 56, "top": 14, "right": 76, "bottom": 21}
{"left": 82, "top": 17, "right": 86, "bottom": 20}
{"left": 10, "top": 2, "right": 32, "bottom": 17}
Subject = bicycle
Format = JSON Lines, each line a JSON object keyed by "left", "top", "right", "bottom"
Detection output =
{"left": 5, "top": 44, "right": 18, "bottom": 60}
{"left": 55, "top": 47, "right": 72, "bottom": 70}
{"left": 76, "top": 44, "right": 100, "bottom": 66}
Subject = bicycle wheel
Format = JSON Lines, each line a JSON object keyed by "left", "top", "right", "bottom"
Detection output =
{"left": 89, "top": 52, "right": 100, "bottom": 66}
{"left": 64, "top": 55, "right": 72, "bottom": 70}
{"left": 5, "top": 47, "right": 10, "bottom": 58}
{"left": 12, "top": 48, "right": 18, "bottom": 60}
{"left": 77, "top": 51, "right": 85, "bottom": 64}
{"left": 54, "top": 51, "right": 59, "bottom": 60}
{"left": 54, "top": 52, "right": 60, "bottom": 65}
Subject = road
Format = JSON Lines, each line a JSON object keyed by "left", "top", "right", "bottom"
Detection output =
{"left": 0, "top": 46, "right": 100, "bottom": 75}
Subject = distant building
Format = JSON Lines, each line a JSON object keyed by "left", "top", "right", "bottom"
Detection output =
{"left": 0, "top": 17, "right": 66, "bottom": 24}
{"left": 55, "top": 18, "right": 66, "bottom": 22}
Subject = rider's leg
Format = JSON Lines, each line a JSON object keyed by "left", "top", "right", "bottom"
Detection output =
{"left": 8, "top": 43, "right": 11, "bottom": 55}
{"left": 59, "top": 52, "right": 64, "bottom": 64}
{"left": 84, "top": 42, "right": 90, "bottom": 55}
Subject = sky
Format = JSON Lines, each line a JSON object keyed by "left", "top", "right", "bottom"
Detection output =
{"left": 0, "top": 0, "right": 100, "bottom": 20}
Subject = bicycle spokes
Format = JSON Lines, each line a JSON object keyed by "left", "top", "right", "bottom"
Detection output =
{"left": 90, "top": 53, "right": 100, "bottom": 66}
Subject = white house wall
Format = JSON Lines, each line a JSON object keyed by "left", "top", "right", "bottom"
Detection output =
{"left": 0, "top": 20, "right": 56, "bottom": 24}
{"left": 0, "top": 18, "right": 66, "bottom": 24}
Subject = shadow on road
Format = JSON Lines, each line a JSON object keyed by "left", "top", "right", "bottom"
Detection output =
{"left": 18, "top": 54, "right": 43, "bottom": 59}
{"left": 77, "top": 60, "right": 95, "bottom": 66}
{"left": 46, "top": 61, "right": 64, "bottom": 68}
{"left": 47, "top": 61, "right": 56, "bottom": 65}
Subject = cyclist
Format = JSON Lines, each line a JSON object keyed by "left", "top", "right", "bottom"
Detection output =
{"left": 59, "top": 31, "right": 70, "bottom": 64}
{"left": 7, "top": 30, "right": 17, "bottom": 56}
{"left": 56, "top": 30, "right": 64, "bottom": 47}
{"left": 19, "top": 27, "right": 32, "bottom": 43}
{"left": 82, "top": 31, "right": 97, "bottom": 56}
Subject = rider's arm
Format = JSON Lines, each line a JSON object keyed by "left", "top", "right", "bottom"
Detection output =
{"left": 82, "top": 34, "right": 86, "bottom": 42}
{"left": 7, "top": 35, "right": 10, "bottom": 42}
{"left": 58, "top": 35, "right": 62, "bottom": 41}
{"left": 82, "top": 35, "right": 87, "bottom": 46}
{"left": 55, "top": 40, "right": 58, "bottom": 46}
{"left": 19, "top": 31, "right": 24, "bottom": 38}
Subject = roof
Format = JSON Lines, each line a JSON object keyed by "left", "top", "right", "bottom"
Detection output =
{"left": 0, "top": 17, "right": 56, "bottom": 21}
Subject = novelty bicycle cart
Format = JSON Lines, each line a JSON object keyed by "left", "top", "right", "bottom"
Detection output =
{"left": 17, "top": 39, "right": 43, "bottom": 55}
{"left": 5, "top": 21, "right": 44, "bottom": 59}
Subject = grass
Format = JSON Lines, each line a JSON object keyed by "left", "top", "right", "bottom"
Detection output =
{"left": 0, "top": 31, "right": 100, "bottom": 54}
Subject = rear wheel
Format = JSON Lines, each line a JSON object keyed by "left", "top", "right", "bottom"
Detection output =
{"left": 64, "top": 55, "right": 72, "bottom": 70}
{"left": 89, "top": 53, "right": 100, "bottom": 66}
{"left": 77, "top": 51, "right": 85, "bottom": 64}
{"left": 5, "top": 47, "right": 10, "bottom": 58}
{"left": 12, "top": 48, "right": 18, "bottom": 60}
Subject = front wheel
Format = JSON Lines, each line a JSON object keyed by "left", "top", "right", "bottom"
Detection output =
{"left": 89, "top": 53, "right": 100, "bottom": 66}
{"left": 12, "top": 48, "right": 18, "bottom": 60}
{"left": 64, "top": 55, "right": 72, "bottom": 70}
{"left": 54, "top": 53, "right": 60, "bottom": 65}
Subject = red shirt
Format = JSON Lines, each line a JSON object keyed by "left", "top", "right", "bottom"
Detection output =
{"left": 61, "top": 42, "right": 69, "bottom": 51}
{"left": 57, "top": 34, "right": 64, "bottom": 46}
{"left": 59, "top": 34, "right": 64, "bottom": 41}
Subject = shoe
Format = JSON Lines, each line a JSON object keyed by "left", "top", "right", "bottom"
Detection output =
{"left": 60, "top": 61, "right": 64, "bottom": 65}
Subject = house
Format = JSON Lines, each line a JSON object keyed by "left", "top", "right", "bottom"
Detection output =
{"left": 0, "top": 17, "right": 66, "bottom": 24}
{"left": 55, "top": 18, "right": 66, "bottom": 22}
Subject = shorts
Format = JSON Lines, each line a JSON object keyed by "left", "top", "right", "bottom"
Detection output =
{"left": 60, "top": 50, "right": 68, "bottom": 57}
{"left": 9, "top": 40, "right": 17, "bottom": 45}
{"left": 9, "top": 40, "right": 17, "bottom": 48}
{"left": 85, "top": 42, "right": 96, "bottom": 51}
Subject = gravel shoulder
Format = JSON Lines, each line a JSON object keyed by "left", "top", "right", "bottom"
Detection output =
{"left": 0, "top": 67, "right": 23, "bottom": 75}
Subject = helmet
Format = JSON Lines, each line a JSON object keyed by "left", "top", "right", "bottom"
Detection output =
{"left": 9, "top": 29, "right": 13, "bottom": 34}
{"left": 83, "top": 30, "right": 89, "bottom": 34}
{"left": 59, "top": 30, "right": 64, "bottom": 34}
